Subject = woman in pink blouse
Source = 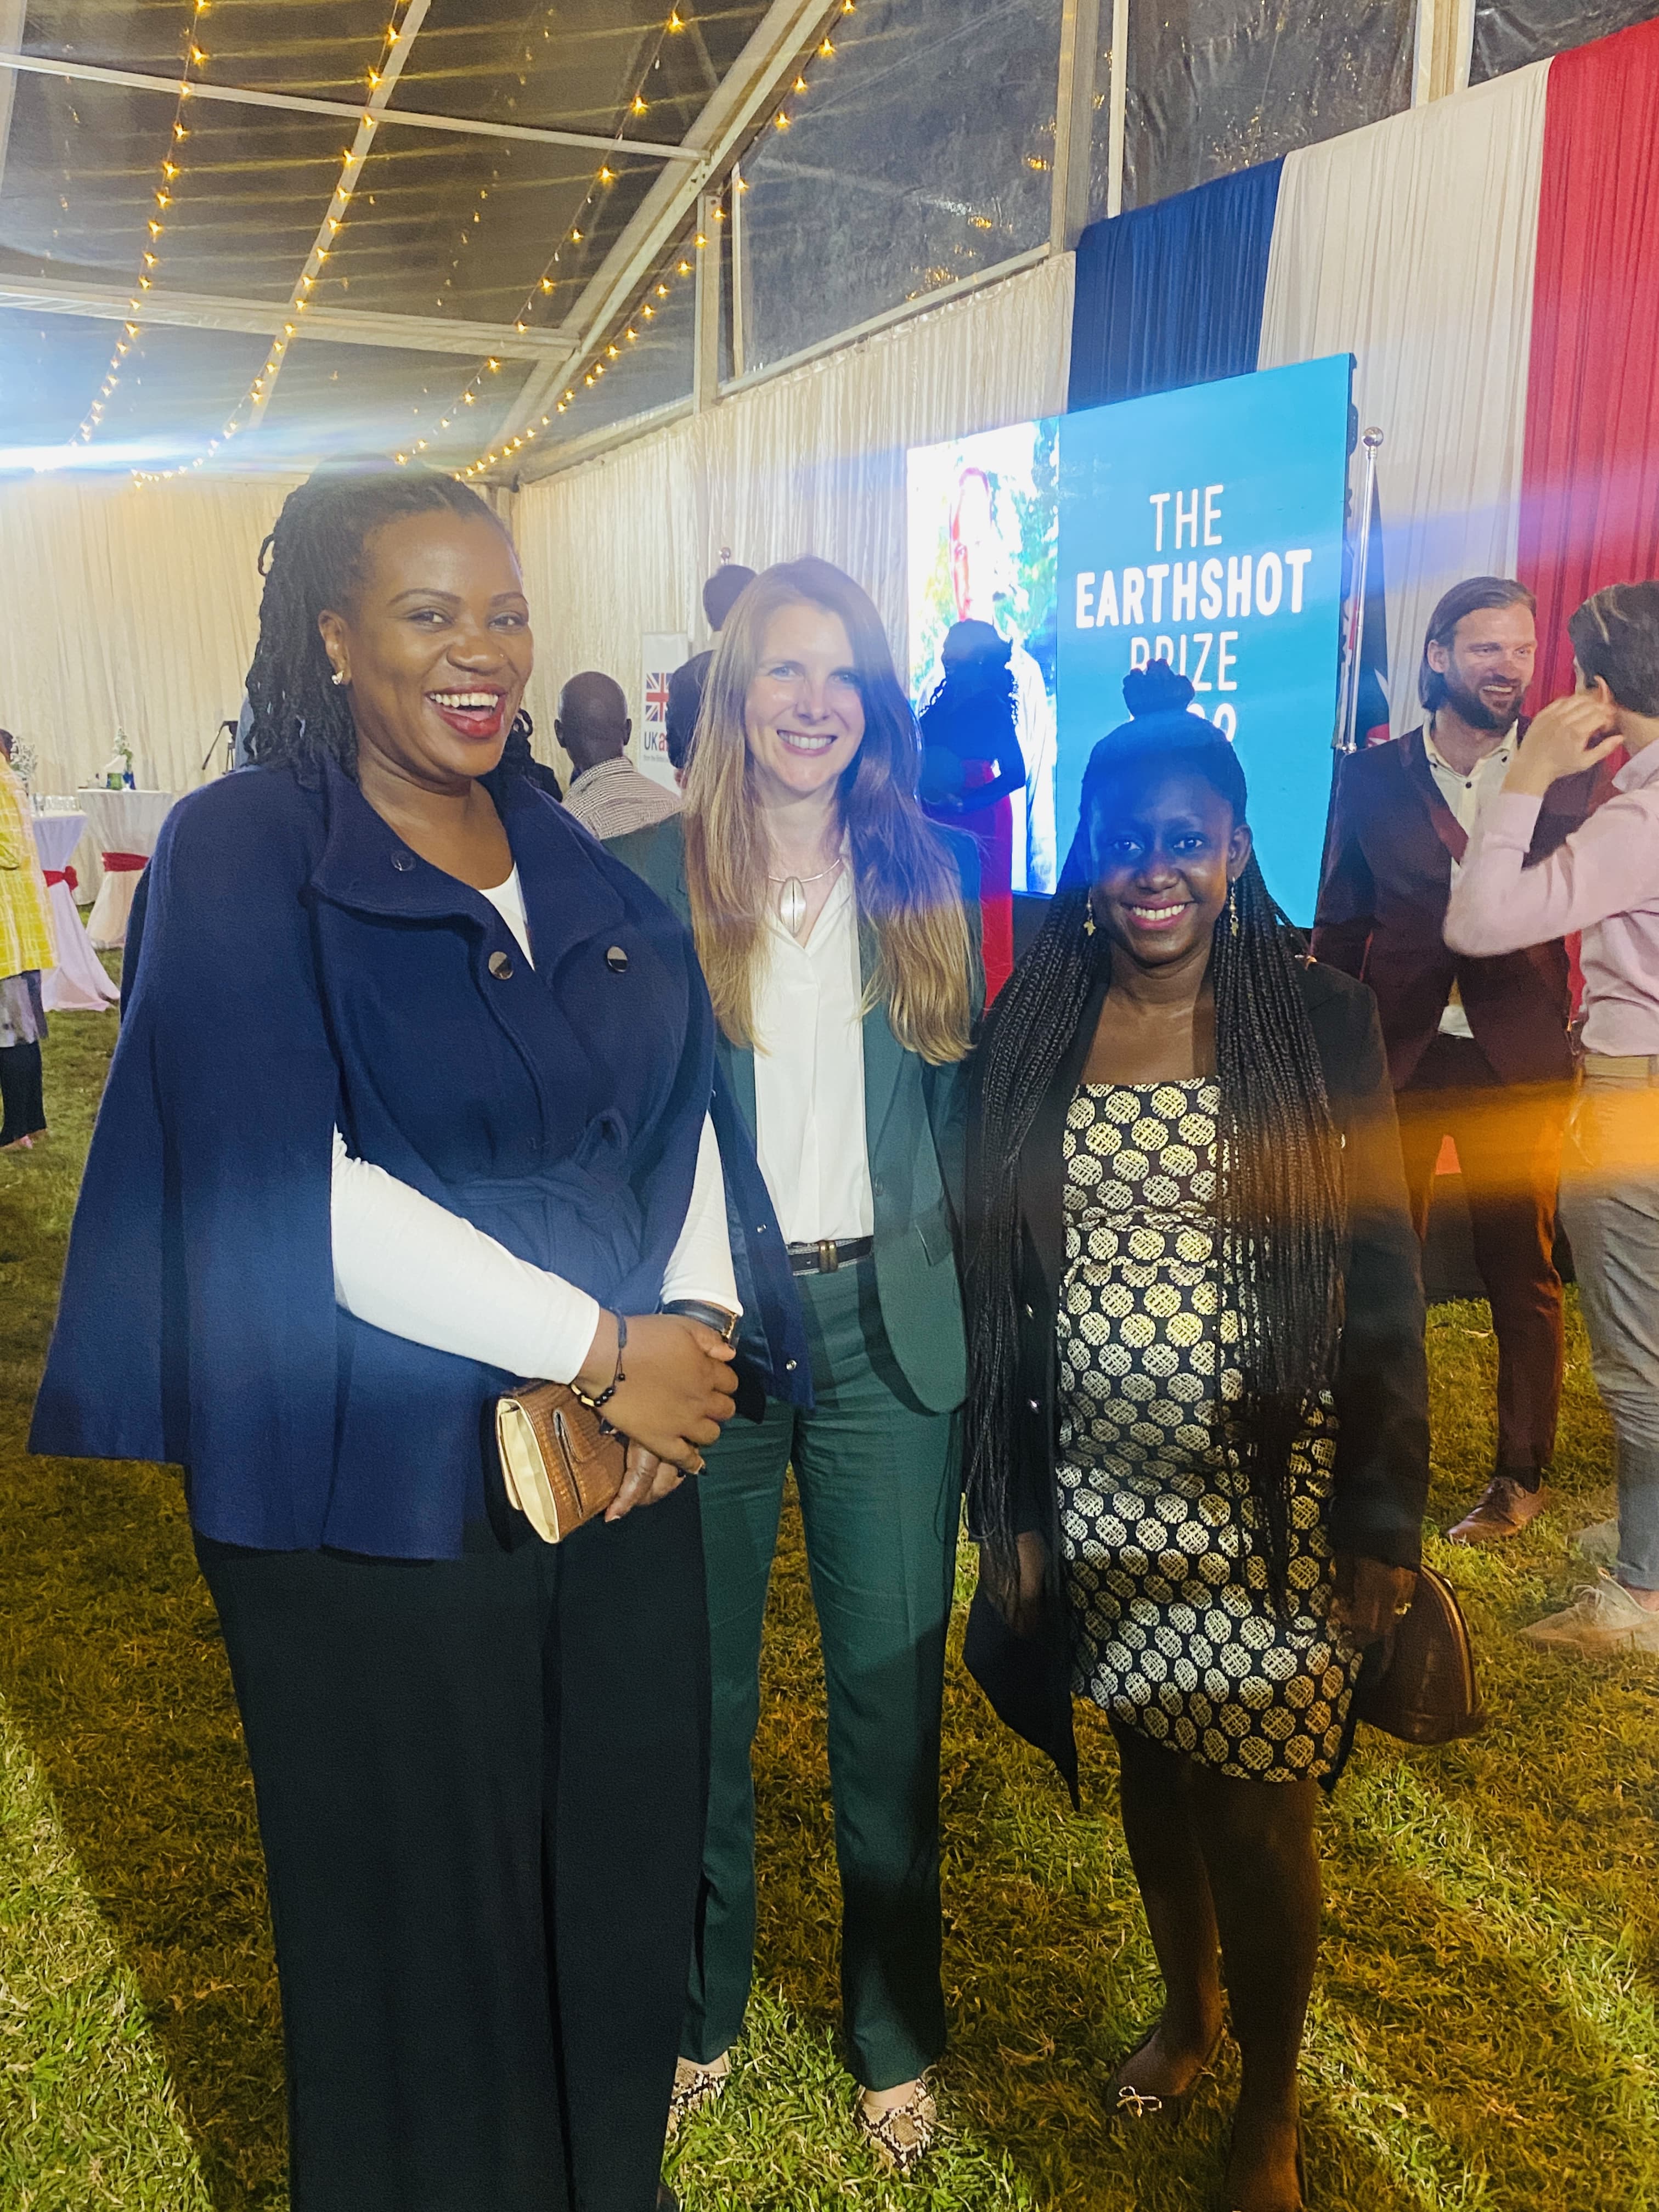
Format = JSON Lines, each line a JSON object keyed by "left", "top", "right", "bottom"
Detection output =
{"left": 1446, "top": 582, "right": 1659, "bottom": 1656}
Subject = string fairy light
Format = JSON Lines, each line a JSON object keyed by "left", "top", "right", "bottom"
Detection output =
{"left": 407, "top": 3, "right": 714, "bottom": 476}
{"left": 77, "top": 0, "right": 213, "bottom": 448}
{"left": 453, "top": 3, "right": 850, "bottom": 478}
{"left": 136, "top": 4, "right": 427, "bottom": 481}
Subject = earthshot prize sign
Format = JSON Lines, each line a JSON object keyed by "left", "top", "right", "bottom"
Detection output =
{"left": 1057, "top": 354, "right": 1352, "bottom": 924}
{"left": 906, "top": 354, "right": 1352, "bottom": 925}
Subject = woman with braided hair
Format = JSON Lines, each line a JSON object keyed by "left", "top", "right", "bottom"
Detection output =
{"left": 961, "top": 663, "right": 1428, "bottom": 2212}
{"left": 33, "top": 465, "right": 810, "bottom": 2212}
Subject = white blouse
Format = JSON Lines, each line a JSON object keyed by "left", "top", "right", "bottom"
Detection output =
{"left": 751, "top": 866, "right": 874, "bottom": 1245}
{"left": 329, "top": 867, "right": 739, "bottom": 1383}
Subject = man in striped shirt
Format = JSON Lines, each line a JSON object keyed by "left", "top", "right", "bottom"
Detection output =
{"left": 558, "top": 671, "right": 681, "bottom": 842}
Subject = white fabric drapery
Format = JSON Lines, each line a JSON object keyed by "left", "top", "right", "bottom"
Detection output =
{"left": 1258, "top": 63, "right": 1551, "bottom": 735}
{"left": 512, "top": 255, "right": 1075, "bottom": 769}
{"left": 0, "top": 473, "right": 298, "bottom": 799}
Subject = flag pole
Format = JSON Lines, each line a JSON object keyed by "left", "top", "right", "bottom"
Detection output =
{"left": 1336, "top": 426, "right": 1385, "bottom": 752}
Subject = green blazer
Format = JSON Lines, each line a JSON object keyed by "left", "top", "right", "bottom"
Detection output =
{"left": 607, "top": 815, "right": 983, "bottom": 1414}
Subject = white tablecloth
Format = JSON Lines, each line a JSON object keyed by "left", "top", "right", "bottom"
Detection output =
{"left": 33, "top": 812, "right": 119, "bottom": 1012}
{"left": 77, "top": 788, "right": 175, "bottom": 949}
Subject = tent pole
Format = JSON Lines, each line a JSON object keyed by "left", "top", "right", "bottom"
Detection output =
{"left": 1050, "top": 0, "right": 1103, "bottom": 252}
{"left": 1105, "top": 0, "right": 1129, "bottom": 219}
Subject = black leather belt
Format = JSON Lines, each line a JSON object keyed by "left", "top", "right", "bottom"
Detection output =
{"left": 787, "top": 1237, "right": 874, "bottom": 1275}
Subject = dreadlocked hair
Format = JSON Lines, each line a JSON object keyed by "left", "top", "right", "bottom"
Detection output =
{"left": 243, "top": 464, "right": 536, "bottom": 784}
{"left": 964, "top": 722, "right": 1345, "bottom": 1612}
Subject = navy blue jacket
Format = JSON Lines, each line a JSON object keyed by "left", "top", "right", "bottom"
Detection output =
{"left": 31, "top": 759, "right": 808, "bottom": 1559}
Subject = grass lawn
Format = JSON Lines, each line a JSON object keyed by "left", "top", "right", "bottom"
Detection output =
{"left": 2, "top": 1004, "right": 1657, "bottom": 2210}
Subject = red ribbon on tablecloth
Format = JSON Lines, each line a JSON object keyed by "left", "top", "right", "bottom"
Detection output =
{"left": 101, "top": 850, "right": 148, "bottom": 873}
{"left": 43, "top": 865, "right": 78, "bottom": 894}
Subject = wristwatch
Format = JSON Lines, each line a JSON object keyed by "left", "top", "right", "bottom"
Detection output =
{"left": 662, "top": 1297, "right": 741, "bottom": 1342}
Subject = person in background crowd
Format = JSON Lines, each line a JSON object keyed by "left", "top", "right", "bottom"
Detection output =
{"left": 611, "top": 556, "right": 981, "bottom": 2175}
{"left": 963, "top": 665, "right": 1427, "bottom": 2212}
{"left": 918, "top": 618, "right": 1026, "bottom": 1002}
{"left": 666, "top": 561, "right": 758, "bottom": 783}
{"left": 0, "top": 727, "right": 55, "bottom": 1153}
{"left": 1447, "top": 582, "right": 1659, "bottom": 1657}
{"left": 30, "top": 466, "right": 791, "bottom": 2212}
{"left": 947, "top": 463, "right": 1057, "bottom": 894}
{"left": 1313, "top": 577, "right": 1601, "bottom": 1545}
{"left": 558, "top": 670, "right": 680, "bottom": 839}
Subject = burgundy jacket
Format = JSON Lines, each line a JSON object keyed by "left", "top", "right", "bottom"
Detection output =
{"left": 1310, "top": 726, "right": 1600, "bottom": 1090}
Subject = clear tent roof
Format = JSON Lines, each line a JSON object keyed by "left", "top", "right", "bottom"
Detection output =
{"left": 0, "top": 0, "right": 778, "bottom": 473}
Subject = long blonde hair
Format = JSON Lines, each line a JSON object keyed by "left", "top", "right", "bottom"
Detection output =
{"left": 682, "top": 556, "right": 974, "bottom": 1065}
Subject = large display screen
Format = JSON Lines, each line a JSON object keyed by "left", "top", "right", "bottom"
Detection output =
{"left": 906, "top": 355, "right": 1352, "bottom": 922}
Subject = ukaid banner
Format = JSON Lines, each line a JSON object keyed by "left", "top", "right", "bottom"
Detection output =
{"left": 907, "top": 355, "right": 1351, "bottom": 922}
{"left": 639, "top": 632, "right": 687, "bottom": 793}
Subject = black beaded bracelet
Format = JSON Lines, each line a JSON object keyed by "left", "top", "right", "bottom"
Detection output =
{"left": 572, "top": 1310, "right": 628, "bottom": 1412}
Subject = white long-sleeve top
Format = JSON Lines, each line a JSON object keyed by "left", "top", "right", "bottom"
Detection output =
{"left": 330, "top": 867, "right": 738, "bottom": 1382}
{"left": 751, "top": 865, "right": 875, "bottom": 1244}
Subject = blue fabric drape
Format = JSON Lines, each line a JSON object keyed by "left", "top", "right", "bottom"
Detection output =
{"left": 1067, "top": 158, "right": 1285, "bottom": 413}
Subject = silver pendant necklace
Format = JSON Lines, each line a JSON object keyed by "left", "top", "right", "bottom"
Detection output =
{"left": 766, "top": 855, "right": 843, "bottom": 939}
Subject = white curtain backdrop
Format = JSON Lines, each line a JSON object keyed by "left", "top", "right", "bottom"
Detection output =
{"left": 1258, "top": 61, "right": 1550, "bottom": 736}
{"left": 512, "top": 253, "right": 1075, "bottom": 772}
{"left": 0, "top": 472, "right": 298, "bottom": 798}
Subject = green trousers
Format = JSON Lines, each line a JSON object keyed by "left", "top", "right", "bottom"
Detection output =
{"left": 683, "top": 1256, "right": 961, "bottom": 2091}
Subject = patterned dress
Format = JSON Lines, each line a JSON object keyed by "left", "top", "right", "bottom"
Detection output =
{"left": 1056, "top": 1080, "right": 1358, "bottom": 1783}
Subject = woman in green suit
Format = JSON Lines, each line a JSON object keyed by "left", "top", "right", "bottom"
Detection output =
{"left": 611, "top": 556, "right": 980, "bottom": 2172}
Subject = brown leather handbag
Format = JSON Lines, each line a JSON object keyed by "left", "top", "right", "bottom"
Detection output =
{"left": 493, "top": 1381, "right": 627, "bottom": 1544}
{"left": 1353, "top": 1565, "right": 1486, "bottom": 1745}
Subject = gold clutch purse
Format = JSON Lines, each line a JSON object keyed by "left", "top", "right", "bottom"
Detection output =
{"left": 493, "top": 1381, "right": 627, "bottom": 1544}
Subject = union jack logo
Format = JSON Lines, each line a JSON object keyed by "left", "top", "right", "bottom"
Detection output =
{"left": 644, "top": 672, "right": 672, "bottom": 726}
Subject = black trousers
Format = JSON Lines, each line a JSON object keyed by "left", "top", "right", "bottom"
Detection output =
{"left": 197, "top": 1482, "right": 710, "bottom": 2212}
{"left": 1396, "top": 1031, "right": 1568, "bottom": 1475}
{"left": 0, "top": 1038, "right": 44, "bottom": 1144}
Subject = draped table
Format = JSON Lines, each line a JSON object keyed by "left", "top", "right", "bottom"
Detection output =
{"left": 32, "top": 810, "right": 120, "bottom": 1012}
{"left": 77, "top": 788, "right": 175, "bottom": 950}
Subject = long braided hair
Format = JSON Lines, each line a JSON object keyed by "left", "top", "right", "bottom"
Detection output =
{"left": 244, "top": 465, "right": 536, "bottom": 783}
{"left": 965, "top": 676, "right": 1344, "bottom": 1607}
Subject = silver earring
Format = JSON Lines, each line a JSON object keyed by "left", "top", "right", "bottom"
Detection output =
{"left": 1228, "top": 882, "right": 1240, "bottom": 938}
{"left": 331, "top": 669, "right": 347, "bottom": 688}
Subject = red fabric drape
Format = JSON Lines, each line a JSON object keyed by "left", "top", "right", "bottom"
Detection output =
{"left": 924, "top": 765, "right": 1014, "bottom": 1002}
{"left": 1519, "top": 16, "right": 1659, "bottom": 705}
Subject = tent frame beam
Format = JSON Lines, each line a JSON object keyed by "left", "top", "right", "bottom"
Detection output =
{"left": 1, "top": 271, "right": 568, "bottom": 358}
{"left": 1413, "top": 0, "right": 1475, "bottom": 102}
{"left": 1050, "top": 0, "right": 1102, "bottom": 251}
{"left": 501, "top": 0, "right": 848, "bottom": 438}
{"left": 0, "top": 47, "right": 700, "bottom": 161}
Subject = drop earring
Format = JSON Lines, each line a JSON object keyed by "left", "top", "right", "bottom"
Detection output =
{"left": 1228, "top": 882, "right": 1240, "bottom": 938}
{"left": 1084, "top": 893, "right": 1097, "bottom": 937}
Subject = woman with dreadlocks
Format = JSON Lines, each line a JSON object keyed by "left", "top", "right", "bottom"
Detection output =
{"left": 32, "top": 464, "right": 809, "bottom": 2212}
{"left": 961, "top": 663, "right": 1427, "bottom": 2212}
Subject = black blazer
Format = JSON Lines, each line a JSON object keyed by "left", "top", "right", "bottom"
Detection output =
{"left": 962, "top": 952, "right": 1430, "bottom": 1801}
{"left": 1311, "top": 727, "right": 1600, "bottom": 1090}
